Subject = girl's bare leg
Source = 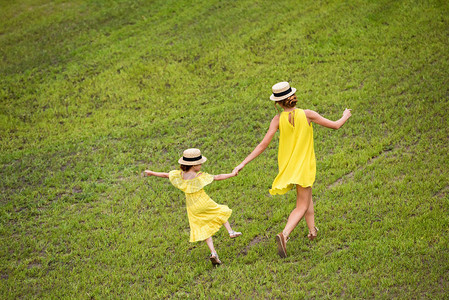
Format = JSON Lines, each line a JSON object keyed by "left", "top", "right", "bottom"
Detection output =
{"left": 205, "top": 236, "right": 222, "bottom": 265}
{"left": 223, "top": 221, "right": 232, "bottom": 233}
{"left": 304, "top": 189, "right": 316, "bottom": 233}
{"left": 223, "top": 221, "right": 242, "bottom": 238}
{"left": 282, "top": 185, "right": 312, "bottom": 239}
{"left": 205, "top": 237, "right": 216, "bottom": 254}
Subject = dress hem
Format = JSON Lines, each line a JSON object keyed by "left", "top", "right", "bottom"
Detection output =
{"left": 269, "top": 182, "right": 314, "bottom": 195}
{"left": 189, "top": 210, "right": 232, "bottom": 242}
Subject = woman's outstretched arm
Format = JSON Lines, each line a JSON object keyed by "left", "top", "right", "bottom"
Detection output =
{"left": 233, "top": 115, "right": 280, "bottom": 174}
{"left": 144, "top": 170, "right": 170, "bottom": 178}
{"left": 305, "top": 108, "right": 352, "bottom": 129}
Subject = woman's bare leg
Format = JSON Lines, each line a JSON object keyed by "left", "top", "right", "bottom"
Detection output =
{"left": 282, "top": 185, "right": 312, "bottom": 239}
{"left": 304, "top": 189, "right": 316, "bottom": 233}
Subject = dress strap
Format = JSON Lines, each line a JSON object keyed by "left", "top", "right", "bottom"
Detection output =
{"left": 288, "top": 110, "right": 295, "bottom": 127}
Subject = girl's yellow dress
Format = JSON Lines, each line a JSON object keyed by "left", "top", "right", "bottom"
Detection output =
{"left": 169, "top": 170, "right": 232, "bottom": 242}
{"left": 269, "top": 109, "right": 316, "bottom": 195}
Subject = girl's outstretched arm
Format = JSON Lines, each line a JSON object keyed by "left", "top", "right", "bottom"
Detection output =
{"left": 144, "top": 170, "right": 169, "bottom": 178}
{"left": 233, "top": 114, "right": 280, "bottom": 174}
{"left": 214, "top": 171, "right": 238, "bottom": 181}
{"left": 305, "top": 108, "right": 352, "bottom": 129}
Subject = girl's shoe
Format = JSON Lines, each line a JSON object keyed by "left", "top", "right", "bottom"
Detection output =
{"left": 275, "top": 232, "right": 288, "bottom": 258}
{"left": 307, "top": 226, "right": 319, "bottom": 241}
{"left": 229, "top": 230, "right": 242, "bottom": 238}
{"left": 209, "top": 253, "right": 222, "bottom": 266}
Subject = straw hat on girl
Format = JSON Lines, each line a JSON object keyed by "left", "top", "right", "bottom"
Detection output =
{"left": 178, "top": 148, "right": 207, "bottom": 165}
{"left": 270, "top": 82, "right": 297, "bottom": 101}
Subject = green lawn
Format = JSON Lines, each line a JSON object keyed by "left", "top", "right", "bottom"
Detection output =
{"left": 1, "top": 0, "right": 448, "bottom": 298}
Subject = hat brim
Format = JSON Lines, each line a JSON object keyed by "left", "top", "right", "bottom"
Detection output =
{"left": 178, "top": 156, "right": 207, "bottom": 166}
{"left": 270, "top": 87, "right": 297, "bottom": 101}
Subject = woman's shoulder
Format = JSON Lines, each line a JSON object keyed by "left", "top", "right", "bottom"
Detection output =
{"left": 271, "top": 114, "right": 281, "bottom": 123}
{"left": 278, "top": 108, "right": 304, "bottom": 118}
{"left": 302, "top": 109, "right": 314, "bottom": 116}
{"left": 267, "top": 114, "right": 281, "bottom": 130}
{"left": 280, "top": 108, "right": 303, "bottom": 114}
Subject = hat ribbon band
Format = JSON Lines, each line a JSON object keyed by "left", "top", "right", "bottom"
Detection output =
{"left": 183, "top": 155, "right": 202, "bottom": 162}
{"left": 273, "top": 87, "right": 292, "bottom": 97}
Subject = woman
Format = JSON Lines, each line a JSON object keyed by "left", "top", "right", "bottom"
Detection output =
{"left": 233, "top": 81, "right": 352, "bottom": 258}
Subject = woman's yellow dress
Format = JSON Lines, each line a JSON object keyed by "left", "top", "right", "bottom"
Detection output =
{"left": 269, "top": 109, "right": 316, "bottom": 195}
{"left": 169, "top": 170, "right": 232, "bottom": 242}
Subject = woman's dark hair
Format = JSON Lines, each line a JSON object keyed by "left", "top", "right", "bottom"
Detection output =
{"left": 180, "top": 164, "right": 193, "bottom": 172}
{"left": 277, "top": 94, "right": 298, "bottom": 108}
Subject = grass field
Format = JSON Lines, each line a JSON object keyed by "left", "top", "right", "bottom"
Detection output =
{"left": 1, "top": 0, "right": 448, "bottom": 298}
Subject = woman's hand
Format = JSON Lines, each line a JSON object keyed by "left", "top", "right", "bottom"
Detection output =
{"left": 343, "top": 108, "right": 352, "bottom": 118}
{"left": 233, "top": 163, "right": 245, "bottom": 175}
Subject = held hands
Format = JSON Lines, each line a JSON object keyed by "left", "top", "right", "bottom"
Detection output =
{"left": 214, "top": 170, "right": 239, "bottom": 181}
{"left": 233, "top": 163, "right": 245, "bottom": 175}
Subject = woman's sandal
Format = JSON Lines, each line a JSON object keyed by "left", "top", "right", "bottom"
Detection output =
{"left": 307, "top": 226, "right": 319, "bottom": 241}
{"left": 209, "top": 252, "right": 222, "bottom": 266}
{"left": 275, "top": 232, "right": 289, "bottom": 258}
{"left": 229, "top": 230, "right": 242, "bottom": 238}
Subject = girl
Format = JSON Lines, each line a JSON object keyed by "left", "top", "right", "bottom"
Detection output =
{"left": 145, "top": 148, "right": 242, "bottom": 266}
{"left": 233, "top": 81, "right": 352, "bottom": 258}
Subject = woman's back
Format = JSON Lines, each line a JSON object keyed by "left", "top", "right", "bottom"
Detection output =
{"left": 270, "top": 109, "right": 316, "bottom": 195}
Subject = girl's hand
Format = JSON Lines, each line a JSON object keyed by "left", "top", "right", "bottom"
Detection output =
{"left": 144, "top": 170, "right": 153, "bottom": 177}
{"left": 343, "top": 108, "right": 352, "bottom": 118}
{"left": 233, "top": 164, "right": 245, "bottom": 175}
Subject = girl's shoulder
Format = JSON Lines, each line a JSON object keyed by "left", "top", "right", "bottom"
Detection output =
{"left": 169, "top": 169, "right": 182, "bottom": 178}
{"left": 192, "top": 172, "right": 213, "bottom": 181}
{"left": 182, "top": 171, "right": 210, "bottom": 180}
{"left": 169, "top": 170, "right": 214, "bottom": 193}
{"left": 169, "top": 170, "right": 211, "bottom": 180}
